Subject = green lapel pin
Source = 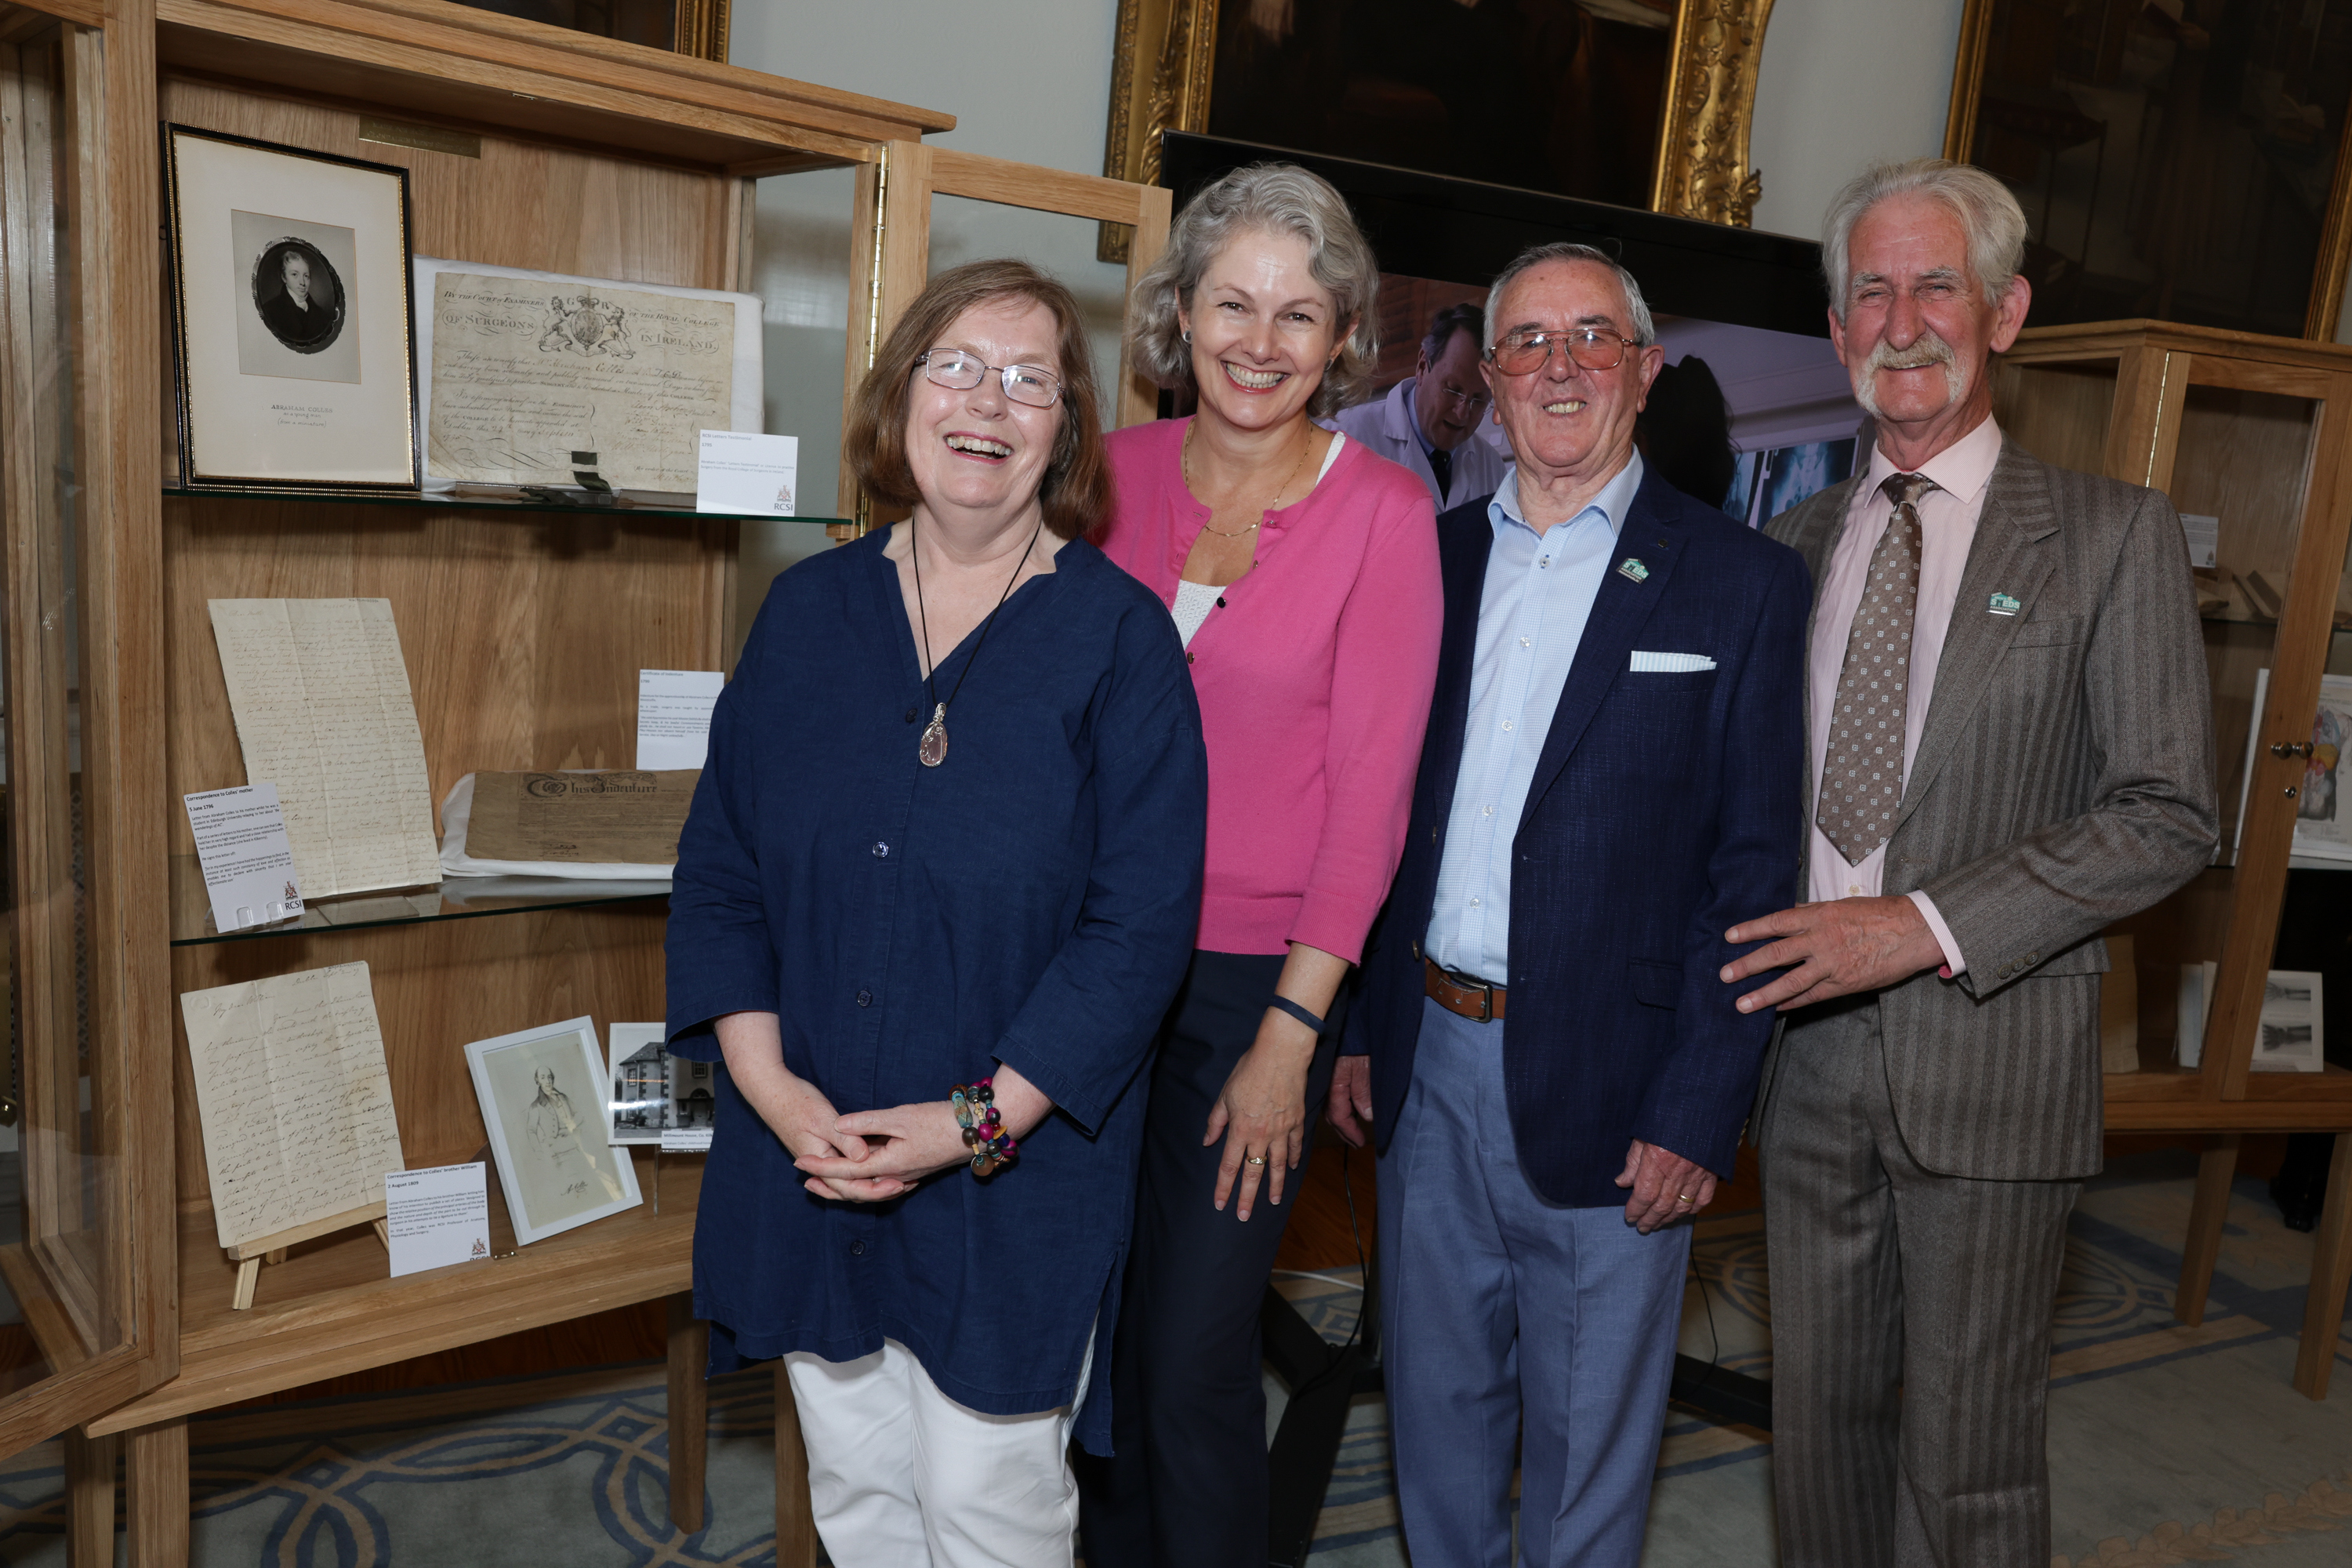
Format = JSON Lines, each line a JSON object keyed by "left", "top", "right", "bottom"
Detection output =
{"left": 1617, "top": 557, "right": 1650, "bottom": 583}
{"left": 1988, "top": 592, "right": 2021, "bottom": 616}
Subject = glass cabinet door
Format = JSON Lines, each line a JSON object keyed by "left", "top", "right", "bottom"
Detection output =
{"left": 0, "top": 4, "right": 173, "bottom": 1456}
{"left": 1998, "top": 330, "right": 2352, "bottom": 1105}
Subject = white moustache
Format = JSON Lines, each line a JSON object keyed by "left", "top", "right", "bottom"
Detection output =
{"left": 1854, "top": 328, "right": 1967, "bottom": 419}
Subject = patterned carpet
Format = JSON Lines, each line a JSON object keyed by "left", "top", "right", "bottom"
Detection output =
{"left": 14, "top": 1149, "right": 2352, "bottom": 1566}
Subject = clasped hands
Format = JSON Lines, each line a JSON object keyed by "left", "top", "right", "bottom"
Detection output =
{"left": 789, "top": 1065, "right": 1051, "bottom": 1203}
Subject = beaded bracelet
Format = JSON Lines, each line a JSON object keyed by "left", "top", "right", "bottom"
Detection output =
{"left": 949, "top": 1077, "right": 1018, "bottom": 1178}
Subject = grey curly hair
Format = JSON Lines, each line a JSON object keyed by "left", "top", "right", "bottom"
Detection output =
{"left": 1126, "top": 162, "right": 1380, "bottom": 418}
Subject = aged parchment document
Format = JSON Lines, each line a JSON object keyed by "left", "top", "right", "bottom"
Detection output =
{"left": 180, "top": 962, "right": 406, "bottom": 1252}
{"left": 426, "top": 271, "right": 739, "bottom": 490}
{"left": 209, "top": 597, "right": 441, "bottom": 898}
{"left": 464, "top": 770, "right": 699, "bottom": 865}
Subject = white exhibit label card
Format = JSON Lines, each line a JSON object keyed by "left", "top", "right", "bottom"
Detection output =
{"left": 661, "top": 1127, "right": 714, "bottom": 1152}
{"left": 384, "top": 1161, "right": 492, "bottom": 1277}
{"left": 184, "top": 782, "right": 304, "bottom": 931}
{"left": 638, "top": 669, "right": 724, "bottom": 771}
{"left": 696, "top": 430, "right": 799, "bottom": 516}
{"left": 2180, "top": 514, "right": 2220, "bottom": 570}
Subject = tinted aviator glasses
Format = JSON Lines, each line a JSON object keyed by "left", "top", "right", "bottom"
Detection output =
{"left": 916, "top": 349, "right": 1063, "bottom": 408}
{"left": 1487, "top": 327, "right": 1639, "bottom": 376}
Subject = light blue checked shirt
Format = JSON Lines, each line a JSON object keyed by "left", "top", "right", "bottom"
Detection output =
{"left": 1425, "top": 453, "right": 1646, "bottom": 985}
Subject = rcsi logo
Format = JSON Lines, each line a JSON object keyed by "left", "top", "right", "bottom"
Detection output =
{"left": 470, "top": 1236, "right": 488, "bottom": 1260}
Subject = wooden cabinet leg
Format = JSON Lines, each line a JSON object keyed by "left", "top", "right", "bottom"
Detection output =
{"left": 2293, "top": 1134, "right": 2352, "bottom": 1399}
{"left": 2176, "top": 1133, "right": 2241, "bottom": 1326}
{"left": 123, "top": 1419, "right": 189, "bottom": 1568}
{"left": 775, "top": 1360, "right": 818, "bottom": 1568}
{"left": 64, "top": 1428, "right": 118, "bottom": 1568}
{"left": 666, "top": 1294, "right": 708, "bottom": 1534}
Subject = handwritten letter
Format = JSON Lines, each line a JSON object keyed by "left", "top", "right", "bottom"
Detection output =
{"left": 209, "top": 597, "right": 441, "bottom": 898}
{"left": 427, "top": 273, "right": 740, "bottom": 490}
{"left": 180, "top": 962, "right": 406, "bottom": 1251}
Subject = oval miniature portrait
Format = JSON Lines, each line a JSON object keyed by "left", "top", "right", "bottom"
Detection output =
{"left": 251, "top": 238, "right": 347, "bottom": 354}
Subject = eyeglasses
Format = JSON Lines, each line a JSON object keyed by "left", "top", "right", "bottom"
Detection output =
{"left": 916, "top": 349, "right": 1063, "bottom": 408}
{"left": 1487, "top": 328, "right": 1639, "bottom": 376}
{"left": 1432, "top": 382, "right": 1490, "bottom": 416}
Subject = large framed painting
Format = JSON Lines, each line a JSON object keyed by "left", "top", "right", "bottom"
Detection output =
{"left": 1101, "top": 0, "right": 1777, "bottom": 259}
{"left": 1944, "top": 0, "right": 2352, "bottom": 339}
{"left": 446, "top": 0, "right": 729, "bottom": 60}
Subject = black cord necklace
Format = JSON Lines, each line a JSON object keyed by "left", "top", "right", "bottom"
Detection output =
{"left": 911, "top": 510, "right": 1044, "bottom": 768}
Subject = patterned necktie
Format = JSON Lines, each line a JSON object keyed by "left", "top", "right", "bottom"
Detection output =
{"left": 1428, "top": 443, "right": 1452, "bottom": 504}
{"left": 1817, "top": 472, "right": 1935, "bottom": 865}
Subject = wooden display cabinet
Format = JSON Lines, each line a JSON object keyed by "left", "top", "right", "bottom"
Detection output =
{"left": 1992, "top": 320, "right": 2352, "bottom": 1399}
{"left": 0, "top": 2, "right": 1158, "bottom": 1564}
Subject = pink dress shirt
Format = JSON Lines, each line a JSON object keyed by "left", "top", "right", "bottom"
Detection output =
{"left": 1098, "top": 418, "right": 1443, "bottom": 963}
{"left": 1807, "top": 416, "right": 2008, "bottom": 974}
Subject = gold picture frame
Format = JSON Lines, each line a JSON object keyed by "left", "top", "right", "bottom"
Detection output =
{"left": 1940, "top": 0, "right": 2352, "bottom": 342}
{"left": 1098, "top": 0, "right": 1777, "bottom": 261}
{"left": 442, "top": 0, "right": 729, "bottom": 61}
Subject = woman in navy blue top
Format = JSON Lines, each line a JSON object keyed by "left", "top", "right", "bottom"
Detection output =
{"left": 665, "top": 260, "right": 1205, "bottom": 1568}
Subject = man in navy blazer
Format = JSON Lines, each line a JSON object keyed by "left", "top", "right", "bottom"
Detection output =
{"left": 1330, "top": 242, "right": 1808, "bottom": 1566}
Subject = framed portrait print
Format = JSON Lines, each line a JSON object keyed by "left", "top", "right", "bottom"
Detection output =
{"left": 465, "top": 1015, "right": 643, "bottom": 1245}
{"left": 163, "top": 125, "right": 419, "bottom": 490}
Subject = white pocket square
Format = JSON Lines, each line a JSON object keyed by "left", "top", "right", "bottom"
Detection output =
{"left": 1629, "top": 651, "right": 1715, "bottom": 673}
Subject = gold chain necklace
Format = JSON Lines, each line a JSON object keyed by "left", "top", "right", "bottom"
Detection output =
{"left": 1185, "top": 423, "right": 1315, "bottom": 539}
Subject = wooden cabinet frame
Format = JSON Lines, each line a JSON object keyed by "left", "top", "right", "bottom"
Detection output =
{"left": 1998, "top": 320, "right": 2352, "bottom": 1399}
{"left": 0, "top": 4, "right": 1161, "bottom": 1562}
{"left": 832, "top": 140, "right": 1174, "bottom": 524}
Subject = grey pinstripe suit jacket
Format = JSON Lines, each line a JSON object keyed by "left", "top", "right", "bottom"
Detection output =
{"left": 1755, "top": 438, "right": 2219, "bottom": 1180}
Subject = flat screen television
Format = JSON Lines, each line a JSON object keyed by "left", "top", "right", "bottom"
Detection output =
{"left": 1156, "top": 132, "right": 1868, "bottom": 524}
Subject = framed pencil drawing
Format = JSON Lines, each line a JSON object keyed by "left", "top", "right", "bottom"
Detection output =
{"left": 466, "top": 1015, "right": 643, "bottom": 1246}
{"left": 163, "top": 125, "right": 419, "bottom": 490}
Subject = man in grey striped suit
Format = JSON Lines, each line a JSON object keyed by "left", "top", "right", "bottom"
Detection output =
{"left": 1719, "top": 159, "right": 2217, "bottom": 1566}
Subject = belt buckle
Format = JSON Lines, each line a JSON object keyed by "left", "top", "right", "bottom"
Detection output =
{"left": 1441, "top": 964, "right": 1493, "bottom": 1022}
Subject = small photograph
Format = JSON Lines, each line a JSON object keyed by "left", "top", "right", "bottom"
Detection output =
{"left": 230, "top": 209, "right": 361, "bottom": 383}
{"left": 2252, "top": 970, "right": 2325, "bottom": 1073}
{"left": 607, "top": 1023, "right": 673, "bottom": 1145}
{"left": 673, "top": 1055, "right": 717, "bottom": 1131}
{"left": 466, "top": 1015, "right": 644, "bottom": 1243}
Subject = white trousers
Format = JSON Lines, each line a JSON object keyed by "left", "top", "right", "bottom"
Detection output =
{"left": 783, "top": 1336, "right": 1092, "bottom": 1568}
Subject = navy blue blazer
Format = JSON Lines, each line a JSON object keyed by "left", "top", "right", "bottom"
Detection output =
{"left": 1347, "top": 466, "right": 1810, "bottom": 1206}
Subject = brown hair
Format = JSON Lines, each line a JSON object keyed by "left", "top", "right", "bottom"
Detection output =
{"left": 844, "top": 259, "right": 1112, "bottom": 539}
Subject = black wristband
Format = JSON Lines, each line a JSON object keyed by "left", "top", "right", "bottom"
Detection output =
{"left": 1266, "top": 996, "right": 1327, "bottom": 1036}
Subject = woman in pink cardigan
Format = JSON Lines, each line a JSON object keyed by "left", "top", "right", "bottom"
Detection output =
{"left": 1076, "top": 164, "right": 1443, "bottom": 1568}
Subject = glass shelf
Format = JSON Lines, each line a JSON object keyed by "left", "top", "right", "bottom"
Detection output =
{"left": 169, "top": 855, "right": 667, "bottom": 946}
{"left": 164, "top": 483, "right": 850, "bottom": 528}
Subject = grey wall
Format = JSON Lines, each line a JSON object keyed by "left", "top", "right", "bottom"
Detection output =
{"left": 1745, "top": 0, "right": 1970, "bottom": 243}
{"left": 728, "top": 2, "right": 1133, "bottom": 632}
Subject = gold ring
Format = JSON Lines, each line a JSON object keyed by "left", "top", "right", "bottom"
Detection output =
{"left": 1675, "top": 1193, "right": 1693, "bottom": 1203}
{"left": 1247, "top": 1155, "right": 1267, "bottom": 1165}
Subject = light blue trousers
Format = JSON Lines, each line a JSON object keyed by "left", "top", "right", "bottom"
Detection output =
{"left": 1378, "top": 996, "right": 1691, "bottom": 1568}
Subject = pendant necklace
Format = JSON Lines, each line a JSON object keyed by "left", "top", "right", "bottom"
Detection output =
{"left": 911, "top": 511, "right": 1044, "bottom": 768}
{"left": 1185, "top": 423, "right": 1315, "bottom": 539}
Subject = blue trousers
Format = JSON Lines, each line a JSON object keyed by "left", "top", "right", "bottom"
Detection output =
{"left": 1378, "top": 996, "right": 1690, "bottom": 1568}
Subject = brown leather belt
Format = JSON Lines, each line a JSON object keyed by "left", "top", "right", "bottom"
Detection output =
{"left": 1425, "top": 957, "right": 1505, "bottom": 1022}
